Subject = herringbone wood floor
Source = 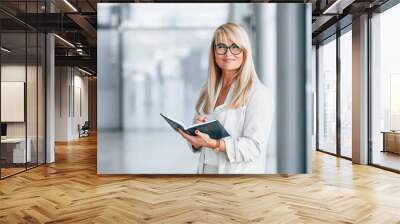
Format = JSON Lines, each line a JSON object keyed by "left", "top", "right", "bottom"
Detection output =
{"left": 1, "top": 134, "right": 400, "bottom": 224}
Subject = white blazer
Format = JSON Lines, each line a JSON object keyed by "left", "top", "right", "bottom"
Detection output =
{"left": 193, "top": 78, "right": 274, "bottom": 174}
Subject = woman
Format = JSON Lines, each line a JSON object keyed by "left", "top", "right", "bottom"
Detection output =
{"left": 177, "top": 23, "right": 273, "bottom": 174}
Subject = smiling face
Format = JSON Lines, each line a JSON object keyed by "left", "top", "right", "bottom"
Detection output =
{"left": 214, "top": 39, "right": 244, "bottom": 72}
{"left": 197, "top": 23, "right": 256, "bottom": 113}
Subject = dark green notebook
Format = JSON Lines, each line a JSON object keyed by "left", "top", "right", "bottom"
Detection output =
{"left": 160, "top": 113, "right": 230, "bottom": 139}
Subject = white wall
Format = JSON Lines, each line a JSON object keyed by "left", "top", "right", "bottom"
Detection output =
{"left": 71, "top": 72, "right": 89, "bottom": 138}
{"left": 1, "top": 65, "right": 40, "bottom": 138}
{"left": 55, "top": 66, "right": 69, "bottom": 141}
{"left": 55, "top": 67, "right": 89, "bottom": 141}
{"left": 1, "top": 63, "right": 46, "bottom": 164}
{"left": 1, "top": 65, "right": 26, "bottom": 138}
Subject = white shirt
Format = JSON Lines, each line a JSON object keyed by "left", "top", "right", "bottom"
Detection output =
{"left": 202, "top": 106, "right": 224, "bottom": 167}
{"left": 202, "top": 81, "right": 233, "bottom": 167}
{"left": 193, "top": 77, "right": 274, "bottom": 174}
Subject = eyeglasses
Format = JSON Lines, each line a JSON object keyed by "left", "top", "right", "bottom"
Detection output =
{"left": 214, "top": 43, "right": 243, "bottom": 55}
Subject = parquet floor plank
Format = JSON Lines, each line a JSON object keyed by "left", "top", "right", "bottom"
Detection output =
{"left": 1, "top": 134, "right": 400, "bottom": 223}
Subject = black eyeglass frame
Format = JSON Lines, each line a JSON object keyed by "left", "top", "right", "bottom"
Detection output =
{"left": 214, "top": 43, "right": 243, "bottom": 55}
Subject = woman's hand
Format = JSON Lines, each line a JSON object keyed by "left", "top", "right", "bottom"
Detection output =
{"left": 194, "top": 115, "right": 207, "bottom": 124}
{"left": 177, "top": 128, "right": 216, "bottom": 149}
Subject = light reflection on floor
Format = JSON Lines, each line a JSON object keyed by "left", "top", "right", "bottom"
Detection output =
{"left": 98, "top": 130, "right": 200, "bottom": 174}
{"left": 98, "top": 130, "right": 279, "bottom": 174}
{"left": 372, "top": 150, "right": 400, "bottom": 171}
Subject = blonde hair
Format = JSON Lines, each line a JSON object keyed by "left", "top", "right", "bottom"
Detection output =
{"left": 195, "top": 22, "right": 257, "bottom": 114}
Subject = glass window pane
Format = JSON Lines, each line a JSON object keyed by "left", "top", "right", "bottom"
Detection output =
{"left": 27, "top": 31, "right": 38, "bottom": 169}
{"left": 1, "top": 0, "right": 46, "bottom": 179}
{"left": 371, "top": 3, "right": 400, "bottom": 171}
{"left": 318, "top": 37, "right": 337, "bottom": 154}
{"left": 26, "top": 0, "right": 39, "bottom": 169}
{"left": 340, "top": 29, "right": 352, "bottom": 158}
{"left": 1, "top": 30, "right": 27, "bottom": 177}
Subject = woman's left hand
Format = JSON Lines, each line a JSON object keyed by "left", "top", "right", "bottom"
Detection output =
{"left": 177, "top": 128, "right": 215, "bottom": 149}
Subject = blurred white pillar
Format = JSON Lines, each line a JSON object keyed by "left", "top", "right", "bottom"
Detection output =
{"left": 254, "top": 3, "right": 277, "bottom": 173}
{"left": 98, "top": 18, "right": 122, "bottom": 130}
{"left": 255, "top": 3, "right": 312, "bottom": 174}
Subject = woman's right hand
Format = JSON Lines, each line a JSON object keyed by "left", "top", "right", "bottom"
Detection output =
{"left": 194, "top": 115, "right": 207, "bottom": 124}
